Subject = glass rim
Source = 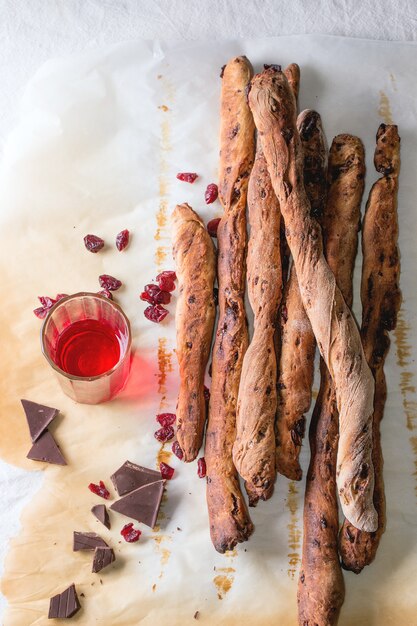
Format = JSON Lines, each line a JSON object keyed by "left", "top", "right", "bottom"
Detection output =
{"left": 40, "top": 291, "right": 132, "bottom": 382}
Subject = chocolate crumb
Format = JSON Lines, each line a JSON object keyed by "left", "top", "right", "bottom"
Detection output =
{"left": 194, "top": 610, "right": 200, "bottom": 620}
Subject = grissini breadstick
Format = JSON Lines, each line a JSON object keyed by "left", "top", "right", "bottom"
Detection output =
{"left": 276, "top": 110, "right": 328, "bottom": 481}
{"left": 233, "top": 145, "right": 282, "bottom": 505}
{"left": 172, "top": 203, "right": 217, "bottom": 462}
{"left": 339, "top": 124, "right": 401, "bottom": 572}
{"left": 205, "top": 56, "right": 255, "bottom": 552}
{"left": 248, "top": 67, "right": 377, "bottom": 532}
{"left": 298, "top": 134, "right": 364, "bottom": 625}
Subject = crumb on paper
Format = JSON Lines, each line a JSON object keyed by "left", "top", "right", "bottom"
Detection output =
{"left": 157, "top": 74, "right": 163, "bottom": 79}
{"left": 158, "top": 105, "right": 169, "bottom": 112}
{"left": 194, "top": 610, "right": 200, "bottom": 620}
{"left": 152, "top": 584, "right": 156, "bottom": 592}
{"left": 177, "top": 527, "right": 182, "bottom": 531}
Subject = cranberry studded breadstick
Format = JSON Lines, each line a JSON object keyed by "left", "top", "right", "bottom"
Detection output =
{"left": 233, "top": 145, "right": 282, "bottom": 505}
{"left": 339, "top": 124, "right": 401, "bottom": 572}
{"left": 205, "top": 56, "right": 255, "bottom": 552}
{"left": 172, "top": 203, "right": 217, "bottom": 461}
{"left": 248, "top": 66, "right": 377, "bottom": 532}
{"left": 298, "top": 134, "right": 365, "bottom": 626}
{"left": 276, "top": 110, "right": 328, "bottom": 481}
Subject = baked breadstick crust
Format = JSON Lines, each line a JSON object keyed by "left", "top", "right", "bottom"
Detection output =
{"left": 172, "top": 203, "right": 217, "bottom": 462}
{"left": 339, "top": 124, "right": 401, "bottom": 571}
{"left": 205, "top": 56, "right": 255, "bottom": 552}
{"left": 276, "top": 110, "right": 328, "bottom": 481}
{"left": 233, "top": 146, "right": 282, "bottom": 504}
{"left": 248, "top": 67, "right": 377, "bottom": 532}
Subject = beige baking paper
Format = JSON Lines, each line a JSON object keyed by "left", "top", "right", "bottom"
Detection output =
{"left": 0, "top": 36, "right": 417, "bottom": 625}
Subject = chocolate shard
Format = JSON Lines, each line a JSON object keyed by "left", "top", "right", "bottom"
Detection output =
{"left": 48, "top": 583, "right": 81, "bottom": 619}
{"left": 92, "top": 546, "right": 115, "bottom": 573}
{"left": 27, "top": 430, "right": 66, "bottom": 465}
{"left": 110, "top": 480, "right": 165, "bottom": 528}
{"left": 73, "top": 532, "right": 108, "bottom": 551}
{"left": 110, "top": 460, "right": 162, "bottom": 496}
{"left": 21, "top": 399, "right": 59, "bottom": 442}
{"left": 91, "top": 504, "right": 111, "bottom": 530}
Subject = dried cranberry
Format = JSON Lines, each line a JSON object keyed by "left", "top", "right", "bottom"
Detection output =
{"left": 207, "top": 218, "right": 221, "bottom": 237}
{"left": 176, "top": 172, "right": 198, "bottom": 184}
{"left": 144, "top": 304, "right": 169, "bottom": 323}
{"left": 84, "top": 234, "right": 104, "bottom": 253}
{"left": 204, "top": 386, "right": 210, "bottom": 402}
{"left": 116, "top": 229, "right": 130, "bottom": 251}
{"left": 154, "top": 425, "right": 175, "bottom": 443}
{"left": 140, "top": 284, "right": 171, "bottom": 305}
{"left": 88, "top": 481, "right": 110, "bottom": 500}
{"left": 160, "top": 462, "right": 175, "bottom": 480}
{"left": 197, "top": 457, "right": 207, "bottom": 478}
{"left": 33, "top": 306, "right": 48, "bottom": 319}
{"left": 38, "top": 296, "right": 56, "bottom": 308}
{"left": 98, "top": 289, "right": 113, "bottom": 300}
{"left": 281, "top": 305, "right": 288, "bottom": 324}
{"left": 156, "top": 413, "right": 176, "bottom": 427}
{"left": 172, "top": 441, "right": 184, "bottom": 460}
{"left": 99, "top": 274, "right": 122, "bottom": 291}
{"left": 120, "top": 522, "right": 141, "bottom": 543}
{"left": 205, "top": 183, "right": 219, "bottom": 204}
{"left": 156, "top": 271, "right": 176, "bottom": 292}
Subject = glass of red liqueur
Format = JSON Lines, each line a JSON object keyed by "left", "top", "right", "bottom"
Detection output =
{"left": 41, "top": 293, "right": 132, "bottom": 404}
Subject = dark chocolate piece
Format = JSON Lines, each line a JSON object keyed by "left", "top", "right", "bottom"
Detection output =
{"left": 92, "top": 546, "right": 115, "bottom": 573}
{"left": 21, "top": 399, "right": 59, "bottom": 442}
{"left": 91, "top": 504, "right": 111, "bottom": 530}
{"left": 48, "top": 583, "right": 81, "bottom": 619}
{"left": 27, "top": 430, "right": 66, "bottom": 465}
{"left": 73, "top": 532, "right": 108, "bottom": 551}
{"left": 110, "top": 460, "right": 162, "bottom": 496}
{"left": 110, "top": 480, "right": 165, "bottom": 528}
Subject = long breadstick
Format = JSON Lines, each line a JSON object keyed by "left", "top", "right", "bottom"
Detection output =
{"left": 339, "top": 124, "right": 401, "bottom": 572}
{"left": 248, "top": 67, "right": 377, "bottom": 532}
{"left": 172, "top": 203, "right": 217, "bottom": 461}
{"left": 205, "top": 56, "right": 255, "bottom": 552}
{"left": 276, "top": 110, "right": 328, "bottom": 481}
{"left": 298, "top": 134, "right": 365, "bottom": 625}
{"left": 233, "top": 146, "right": 282, "bottom": 504}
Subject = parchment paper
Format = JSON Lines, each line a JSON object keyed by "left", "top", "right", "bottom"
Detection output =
{"left": 0, "top": 36, "right": 416, "bottom": 626}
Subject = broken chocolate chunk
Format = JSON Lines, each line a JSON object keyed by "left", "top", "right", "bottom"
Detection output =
{"left": 110, "top": 480, "right": 165, "bottom": 528}
{"left": 48, "top": 583, "right": 81, "bottom": 619}
{"left": 21, "top": 399, "right": 59, "bottom": 442}
{"left": 91, "top": 504, "right": 111, "bottom": 530}
{"left": 73, "top": 532, "right": 108, "bottom": 551}
{"left": 110, "top": 460, "right": 162, "bottom": 496}
{"left": 27, "top": 430, "right": 66, "bottom": 465}
{"left": 92, "top": 546, "right": 115, "bottom": 573}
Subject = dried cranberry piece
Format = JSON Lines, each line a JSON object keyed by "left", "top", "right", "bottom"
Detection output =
{"left": 88, "top": 481, "right": 110, "bottom": 500}
{"left": 38, "top": 296, "right": 56, "bottom": 309}
{"left": 281, "top": 305, "right": 288, "bottom": 324}
{"left": 144, "top": 304, "right": 169, "bottom": 323}
{"left": 120, "top": 522, "right": 142, "bottom": 543}
{"left": 99, "top": 274, "right": 122, "bottom": 291}
{"left": 160, "top": 462, "right": 175, "bottom": 480}
{"left": 197, "top": 457, "right": 207, "bottom": 478}
{"left": 33, "top": 306, "right": 48, "bottom": 319}
{"left": 205, "top": 183, "right": 219, "bottom": 204}
{"left": 154, "top": 425, "right": 175, "bottom": 443}
{"left": 156, "top": 271, "right": 176, "bottom": 292}
{"left": 172, "top": 441, "right": 184, "bottom": 460}
{"left": 156, "top": 413, "right": 176, "bottom": 427}
{"left": 84, "top": 234, "right": 104, "bottom": 253}
{"left": 207, "top": 218, "right": 221, "bottom": 237}
{"left": 116, "top": 229, "right": 130, "bottom": 251}
{"left": 204, "top": 386, "right": 210, "bottom": 402}
{"left": 98, "top": 289, "right": 113, "bottom": 300}
{"left": 140, "top": 284, "right": 171, "bottom": 305}
{"left": 176, "top": 172, "right": 198, "bottom": 184}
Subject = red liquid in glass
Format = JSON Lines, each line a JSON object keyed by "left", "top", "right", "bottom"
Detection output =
{"left": 55, "top": 319, "right": 121, "bottom": 377}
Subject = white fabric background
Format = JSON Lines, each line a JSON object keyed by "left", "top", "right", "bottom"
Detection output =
{"left": 0, "top": 1, "right": 415, "bottom": 620}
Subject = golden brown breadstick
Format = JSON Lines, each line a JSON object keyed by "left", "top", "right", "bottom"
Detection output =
{"left": 339, "top": 124, "right": 401, "bottom": 572}
{"left": 172, "top": 203, "right": 217, "bottom": 462}
{"left": 298, "top": 134, "right": 364, "bottom": 625}
{"left": 276, "top": 110, "right": 328, "bottom": 481}
{"left": 284, "top": 63, "right": 300, "bottom": 106}
{"left": 248, "top": 67, "right": 377, "bottom": 532}
{"left": 233, "top": 146, "right": 282, "bottom": 504}
{"left": 205, "top": 56, "right": 255, "bottom": 552}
